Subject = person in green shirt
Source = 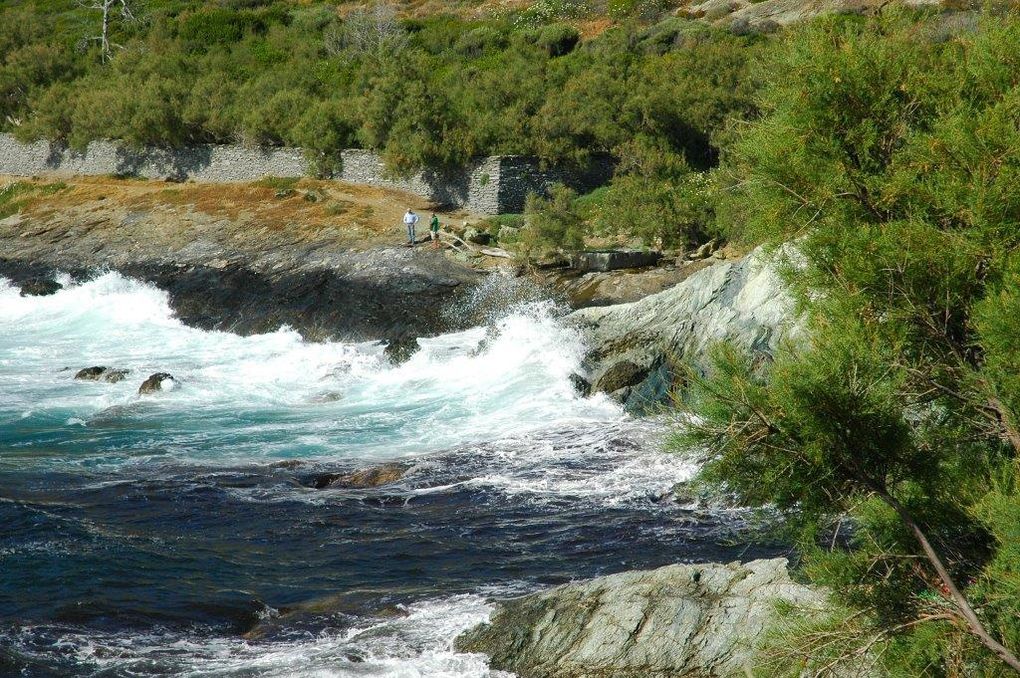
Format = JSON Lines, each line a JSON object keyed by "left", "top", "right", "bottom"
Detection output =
{"left": 430, "top": 213, "right": 441, "bottom": 249}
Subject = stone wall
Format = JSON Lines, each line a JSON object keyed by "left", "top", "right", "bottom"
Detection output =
{"left": 0, "top": 133, "right": 612, "bottom": 215}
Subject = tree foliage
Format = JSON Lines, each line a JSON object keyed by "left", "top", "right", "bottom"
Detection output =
{"left": 679, "top": 10, "right": 1020, "bottom": 674}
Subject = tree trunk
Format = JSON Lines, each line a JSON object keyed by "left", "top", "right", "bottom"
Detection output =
{"left": 872, "top": 485, "right": 1020, "bottom": 672}
{"left": 101, "top": 0, "right": 110, "bottom": 62}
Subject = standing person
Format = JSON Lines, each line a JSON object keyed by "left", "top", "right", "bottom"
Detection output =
{"left": 430, "top": 213, "right": 440, "bottom": 249}
{"left": 403, "top": 209, "right": 419, "bottom": 246}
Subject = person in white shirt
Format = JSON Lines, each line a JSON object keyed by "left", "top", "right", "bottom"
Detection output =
{"left": 403, "top": 209, "right": 420, "bottom": 245}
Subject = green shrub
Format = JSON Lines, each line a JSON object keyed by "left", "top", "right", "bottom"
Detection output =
{"left": 521, "top": 184, "right": 584, "bottom": 256}
{"left": 535, "top": 23, "right": 580, "bottom": 57}
{"left": 681, "top": 11, "right": 1020, "bottom": 673}
{"left": 177, "top": 8, "right": 248, "bottom": 46}
{"left": 455, "top": 26, "right": 507, "bottom": 56}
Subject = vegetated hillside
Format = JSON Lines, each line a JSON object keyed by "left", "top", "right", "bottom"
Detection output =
{"left": 0, "top": 0, "right": 760, "bottom": 173}
{"left": 0, "top": 0, "right": 996, "bottom": 257}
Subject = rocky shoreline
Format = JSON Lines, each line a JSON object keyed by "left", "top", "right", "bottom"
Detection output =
{"left": 1, "top": 188, "right": 810, "bottom": 676}
{"left": 0, "top": 207, "right": 483, "bottom": 347}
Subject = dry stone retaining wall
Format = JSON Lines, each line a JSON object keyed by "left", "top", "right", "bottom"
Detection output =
{"left": 0, "top": 133, "right": 611, "bottom": 214}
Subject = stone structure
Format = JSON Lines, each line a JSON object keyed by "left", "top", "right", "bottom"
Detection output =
{"left": 456, "top": 558, "right": 828, "bottom": 678}
{"left": 0, "top": 134, "right": 612, "bottom": 214}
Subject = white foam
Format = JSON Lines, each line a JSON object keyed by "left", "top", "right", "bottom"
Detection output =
{"left": 8, "top": 595, "right": 512, "bottom": 677}
{"left": 0, "top": 273, "right": 623, "bottom": 467}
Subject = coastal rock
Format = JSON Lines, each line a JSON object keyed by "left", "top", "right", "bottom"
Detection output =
{"left": 308, "top": 463, "right": 408, "bottom": 489}
{"left": 74, "top": 366, "right": 129, "bottom": 383}
{"left": 541, "top": 259, "right": 714, "bottom": 309}
{"left": 138, "top": 372, "right": 175, "bottom": 394}
{"left": 19, "top": 277, "right": 62, "bottom": 296}
{"left": 570, "top": 249, "right": 662, "bottom": 273}
{"left": 456, "top": 558, "right": 826, "bottom": 678}
{"left": 569, "top": 246, "right": 797, "bottom": 411}
{"left": 383, "top": 336, "right": 420, "bottom": 364}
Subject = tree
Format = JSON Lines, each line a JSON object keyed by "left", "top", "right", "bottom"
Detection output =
{"left": 78, "top": 0, "right": 136, "bottom": 63}
{"left": 326, "top": 2, "right": 407, "bottom": 62}
{"left": 680, "top": 10, "right": 1020, "bottom": 673}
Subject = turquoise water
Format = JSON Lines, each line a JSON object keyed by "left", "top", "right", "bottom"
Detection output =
{"left": 0, "top": 273, "right": 769, "bottom": 677}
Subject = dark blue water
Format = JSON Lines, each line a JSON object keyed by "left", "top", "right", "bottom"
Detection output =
{"left": 0, "top": 274, "right": 780, "bottom": 676}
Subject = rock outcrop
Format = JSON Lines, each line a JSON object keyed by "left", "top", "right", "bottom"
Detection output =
{"left": 457, "top": 558, "right": 825, "bottom": 678}
{"left": 569, "top": 249, "right": 662, "bottom": 273}
{"left": 569, "top": 246, "right": 797, "bottom": 411}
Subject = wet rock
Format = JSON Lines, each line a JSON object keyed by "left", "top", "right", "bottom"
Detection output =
{"left": 19, "top": 277, "right": 62, "bottom": 296}
{"left": 569, "top": 249, "right": 662, "bottom": 273}
{"left": 74, "top": 366, "right": 130, "bottom": 383}
{"left": 592, "top": 360, "right": 647, "bottom": 394}
{"left": 568, "top": 372, "right": 590, "bottom": 395}
{"left": 456, "top": 558, "right": 827, "bottom": 678}
{"left": 383, "top": 336, "right": 420, "bottom": 364}
{"left": 308, "top": 463, "right": 408, "bottom": 489}
{"left": 138, "top": 372, "right": 175, "bottom": 394}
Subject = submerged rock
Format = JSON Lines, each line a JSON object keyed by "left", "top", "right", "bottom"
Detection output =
{"left": 570, "top": 246, "right": 798, "bottom": 412}
{"left": 138, "top": 372, "right": 175, "bottom": 394}
{"left": 456, "top": 558, "right": 826, "bottom": 678}
{"left": 74, "top": 366, "right": 129, "bottom": 383}
{"left": 307, "top": 463, "right": 408, "bottom": 489}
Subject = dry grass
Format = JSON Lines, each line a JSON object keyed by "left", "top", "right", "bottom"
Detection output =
{"left": 0, "top": 174, "right": 480, "bottom": 248}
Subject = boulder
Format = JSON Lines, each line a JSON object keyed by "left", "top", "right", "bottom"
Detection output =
{"left": 592, "top": 360, "right": 647, "bottom": 394}
{"left": 570, "top": 249, "right": 662, "bottom": 273}
{"left": 456, "top": 558, "right": 827, "bottom": 678}
{"left": 74, "top": 366, "right": 129, "bottom": 383}
{"left": 569, "top": 246, "right": 798, "bottom": 411}
{"left": 19, "top": 277, "right": 62, "bottom": 297}
{"left": 138, "top": 372, "right": 175, "bottom": 394}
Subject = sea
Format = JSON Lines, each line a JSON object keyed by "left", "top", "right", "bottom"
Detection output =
{"left": 0, "top": 271, "right": 775, "bottom": 676}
